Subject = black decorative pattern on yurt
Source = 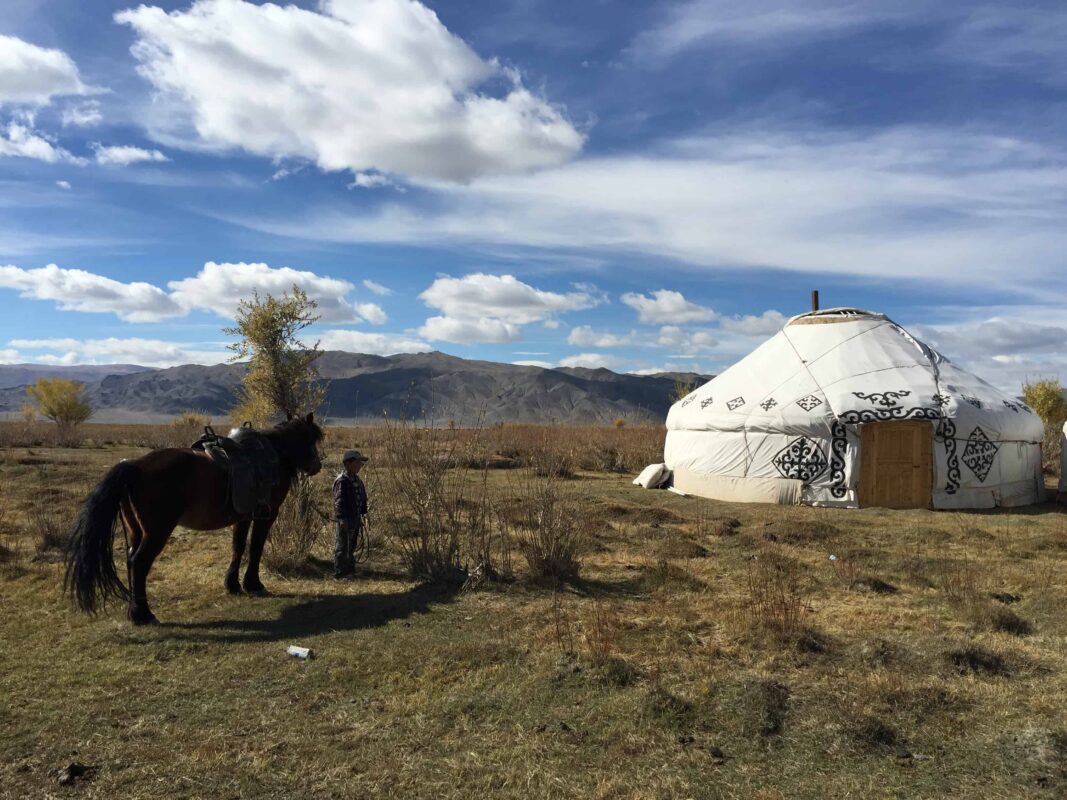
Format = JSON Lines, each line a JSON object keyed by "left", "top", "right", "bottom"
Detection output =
{"left": 772, "top": 437, "right": 828, "bottom": 482}
{"left": 759, "top": 398, "right": 778, "bottom": 411}
{"left": 961, "top": 395, "right": 982, "bottom": 409}
{"left": 1002, "top": 400, "right": 1022, "bottom": 413}
{"left": 727, "top": 396, "right": 746, "bottom": 411}
{"left": 680, "top": 394, "right": 696, "bottom": 407}
{"left": 838, "top": 406, "right": 941, "bottom": 424}
{"left": 932, "top": 393, "right": 951, "bottom": 407}
{"left": 960, "top": 426, "right": 998, "bottom": 483}
{"left": 829, "top": 420, "right": 848, "bottom": 498}
{"left": 936, "top": 418, "right": 960, "bottom": 495}
{"left": 796, "top": 394, "right": 823, "bottom": 411}
{"left": 853, "top": 389, "right": 911, "bottom": 408}
{"left": 700, "top": 397, "right": 714, "bottom": 409}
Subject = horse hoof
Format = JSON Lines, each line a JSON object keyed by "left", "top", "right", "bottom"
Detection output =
{"left": 129, "top": 609, "right": 160, "bottom": 626}
{"left": 225, "top": 576, "right": 242, "bottom": 595}
{"left": 243, "top": 582, "right": 267, "bottom": 595}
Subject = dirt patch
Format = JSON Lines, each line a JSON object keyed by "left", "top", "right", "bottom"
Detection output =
{"left": 947, "top": 646, "right": 1010, "bottom": 676}
{"left": 856, "top": 577, "right": 899, "bottom": 594}
{"left": 796, "top": 627, "right": 832, "bottom": 655}
{"left": 883, "top": 685, "right": 969, "bottom": 721}
{"left": 854, "top": 716, "right": 901, "bottom": 751}
{"left": 645, "top": 687, "right": 695, "bottom": 731}
{"left": 991, "top": 592, "right": 1021, "bottom": 605}
{"left": 705, "top": 679, "right": 791, "bottom": 738}
{"left": 989, "top": 608, "right": 1033, "bottom": 636}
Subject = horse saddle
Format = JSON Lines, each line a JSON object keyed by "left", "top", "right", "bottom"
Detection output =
{"left": 191, "top": 425, "right": 280, "bottom": 520}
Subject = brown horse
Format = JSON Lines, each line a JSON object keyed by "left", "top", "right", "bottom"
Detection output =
{"left": 65, "top": 414, "right": 324, "bottom": 625}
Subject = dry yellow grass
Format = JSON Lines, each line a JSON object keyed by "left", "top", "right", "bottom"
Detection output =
{"left": 1, "top": 424, "right": 1066, "bottom": 799}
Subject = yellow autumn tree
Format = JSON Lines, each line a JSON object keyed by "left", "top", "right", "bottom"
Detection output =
{"left": 26, "top": 378, "right": 92, "bottom": 444}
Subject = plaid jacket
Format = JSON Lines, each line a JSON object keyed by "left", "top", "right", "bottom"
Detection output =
{"left": 332, "top": 471, "right": 368, "bottom": 520}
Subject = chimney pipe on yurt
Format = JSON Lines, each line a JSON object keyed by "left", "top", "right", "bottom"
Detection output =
{"left": 811, "top": 290, "right": 819, "bottom": 312}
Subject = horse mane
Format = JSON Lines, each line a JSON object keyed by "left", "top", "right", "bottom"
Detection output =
{"left": 261, "top": 416, "right": 323, "bottom": 467}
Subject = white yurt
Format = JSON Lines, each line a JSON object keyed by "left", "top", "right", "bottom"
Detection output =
{"left": 663, "top": 308, "right": 1045, "bottom": 509}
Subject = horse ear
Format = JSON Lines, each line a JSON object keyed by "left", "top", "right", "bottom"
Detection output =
{"left": 305, "top": 412, "right": 314, "bottom": 424}
{"left": 286, "top": 412, "right": 293, "bottom": 421}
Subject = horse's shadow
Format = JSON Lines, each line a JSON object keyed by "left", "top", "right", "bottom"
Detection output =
{"left": 166, "top": 583, "right": 458, "bottom": 644}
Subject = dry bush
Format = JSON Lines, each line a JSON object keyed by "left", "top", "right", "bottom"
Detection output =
{"left": 1043, "top": 421, "right": 1062, "bottom": 475}
{"left": 264, "top": 474, "right": 330, "bottom": 575}
{"left": 377, "top": 419, "right": 505, "bottom": 585}
{"left": 745, "top": 546, "right": 811, "bottom": 640}
{"left": 500, "top": 468, "right": 588, "bottom": 581}
{"left": 28, "top": 491, "right": 75, "bottom": 555}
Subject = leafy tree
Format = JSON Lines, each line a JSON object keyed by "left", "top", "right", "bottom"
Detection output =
{"left": 672, "top": 378, "right": 695, "bottom": 403}
{"left": 26, "top": 378, "right": 92, "bottom": 441}
{"left": 1022, "top": 378, "right": 1067, "bottom": 427}
{"left": 225, "top": 286, "right": 326, "bottom": 424}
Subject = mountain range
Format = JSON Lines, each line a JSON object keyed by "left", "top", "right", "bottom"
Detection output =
{"left": 0, "top": 352, "right": 707, "bottom": 425}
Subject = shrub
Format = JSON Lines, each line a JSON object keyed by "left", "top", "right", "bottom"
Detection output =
{"left": 377, "top": 419, "right": 506, "bottom": 585}
{"left": 264, "top": 474, "right": 330, "bottom": 574}
{"left": 501, "top": 469, "right": 588, "bottom": 581}
{"left": 745, "top": 547, "right": 810, "bottom": 640}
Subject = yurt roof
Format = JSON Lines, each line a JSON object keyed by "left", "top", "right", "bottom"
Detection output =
{"left": 667, "top": 309, "right": 1043, "bottom": 443}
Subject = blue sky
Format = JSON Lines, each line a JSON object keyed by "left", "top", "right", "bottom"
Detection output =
{"left": 0, "top": 0, "right": 1065, "bottom": 390}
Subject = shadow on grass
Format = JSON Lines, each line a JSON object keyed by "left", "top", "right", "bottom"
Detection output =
{"left": 165, "top": 583, "right": 459, "bottom": 644}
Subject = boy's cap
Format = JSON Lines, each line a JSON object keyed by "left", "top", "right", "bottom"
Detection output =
{"left": 342, "top": 450, "right": 369, "bottom": 463}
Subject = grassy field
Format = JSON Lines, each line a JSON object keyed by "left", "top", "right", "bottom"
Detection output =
{"left": 1, "top": 424, "right": 1066, "bottom": 799}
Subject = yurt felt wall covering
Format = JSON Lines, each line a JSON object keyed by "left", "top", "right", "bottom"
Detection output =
{"left": 664, "top": 308, "right": 1044, "bottom": 509}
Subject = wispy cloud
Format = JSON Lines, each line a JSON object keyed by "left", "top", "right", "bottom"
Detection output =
{"left": 239, "top": 127, "right": 1067, "bottom": 292}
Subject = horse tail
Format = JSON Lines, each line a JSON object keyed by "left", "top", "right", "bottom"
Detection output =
{"left": 64, "top": 460, "right": 138, "bottom": 614}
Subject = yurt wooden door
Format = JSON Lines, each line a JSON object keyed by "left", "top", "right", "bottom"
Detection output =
{"left": 858, "top": 421, "right": 934, "bottom": 509}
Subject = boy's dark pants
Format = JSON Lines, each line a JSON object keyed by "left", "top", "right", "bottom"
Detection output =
{"left": 334, "top": 518, "right": 361, "bottom": 576}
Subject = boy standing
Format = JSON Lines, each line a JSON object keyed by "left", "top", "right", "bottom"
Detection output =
{"left": 332, "top": 450, "right": 369, "bottom": 578}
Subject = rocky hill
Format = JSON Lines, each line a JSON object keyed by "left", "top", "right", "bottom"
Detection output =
{"left": 0, "top": 351, "right": 707, "bottom": 424}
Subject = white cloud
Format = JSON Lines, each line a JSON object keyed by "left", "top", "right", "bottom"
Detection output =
{"left": 0, "top": 261, "right": 387, "bottom": 325}
{"left": 0, "top": 34, "right": 89, "bottom": 105}
{"left": 362, "top": 279, "right": 393, "bottom": 296}
{"left": 911, "top": 315, "right": 1067, "bottom": 392}
{"left": 0, "top": 348, "right": 20, "bottom": 363}
{"left": 252, "top": 128, "right": 1067, "bottom": 289}
{"left": 567, "top": 325, "right": 637, "bottom": 348}
{"left": 317, "top": 329, "right": 430, "bottom": 355}
{"left": 167, "top": 261, "right": 381, "bottom": 323}
{"left": 93, "top": 144, "right": 169, "bottom": 166}
{"left": 558, "top": 352, "right": 627, "bottom": 370}
{"left": 622, "top": 290, "right": 717, "bottom": 325}
{"left": 55, "top": 180, "right": 71, "bottom": 190}
{"left": 630, "top": 0, "right": 910, "bottom": 60}
{"left": 0, "top": 121, "right": 86, "bottom": 165}
{"left": 719, "top": 310, "right": 786, "bottom": 336}
{"left": 656, "top": 326, "right": 718, "bottom": 351}
{"left": 0, "top": 264, "right": 181, "bottom": 322}
{"left": 8, "top": 337, "right": 228, "bottom": 367}
{"left": 420, "top": 273, "right": 597, "bottom": 324}
{"left": 513, "top": 359, "right": 554, "bottom": 369}
{"left": 418, "top": 316, "right": 521, "bottom": 344}
{"left": 349, "top": 172, "right": 393, "bottom": 190}
{"left": 61, "top": 101, "right": 102, "bottom": 127}
{"left": 116, "top": 0, "right": 583, "bottom": 182}
{"left": 353, "top": 302, "right": 387, "bottom": 325}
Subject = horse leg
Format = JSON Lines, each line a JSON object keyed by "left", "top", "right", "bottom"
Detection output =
{"left": 225, "top": 520, "right": 251, "bottom": 595}
{"left": 242, "top": 518, "right": 273, "bottom": 594}
{"left": 120, "top": 499, "right": 143, "bottom": 596}
{"left": 126, "top": 507, "right": 179, "bottom": 626}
